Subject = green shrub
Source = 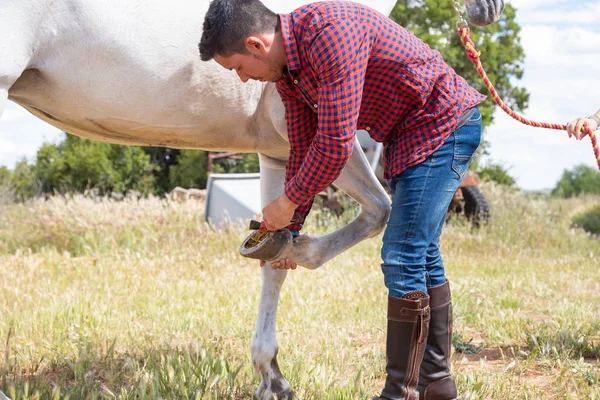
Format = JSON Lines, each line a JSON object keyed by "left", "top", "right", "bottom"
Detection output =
{"left": 553, "top": 165, "right": 600, "bottom": 198}
{"left": 0, "top": 166, "right": 11, "bottom": 185}
{"left": 169, "top": 150, "right": 209, "bottom": 189}
{"left": 478, "top": 163, "right": 516, "bottom": 187}
{"left": 10, "top": 159, "right": 39, "bottom": 200}
{"left": 573, "top": 206, "right": 600, "bottom": 235}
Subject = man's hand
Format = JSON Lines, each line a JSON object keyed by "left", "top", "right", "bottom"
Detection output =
{"left": 259, "top": 193, "right": 299, "bottom": 270}
{"left": 567, "top": 116, "right": 598, "bottom": 140}
{"left": 262, "top": 193, "right": 298, "bottom": 231}
{"left": 260, "top": 259, "right": 298, "bottom": 270}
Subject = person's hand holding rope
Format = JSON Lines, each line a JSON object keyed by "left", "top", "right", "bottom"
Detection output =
{"left": 455, "top": 23, "right": 600, "bottom": 170}
{"left": 567, "top": 110, "right": 600, "bottom": 141}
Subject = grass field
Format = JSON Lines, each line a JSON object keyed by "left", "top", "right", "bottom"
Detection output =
{"left": 1, "top": 184, "right": 599, "bottom": 399}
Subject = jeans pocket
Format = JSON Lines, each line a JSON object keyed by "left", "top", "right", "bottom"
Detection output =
{"left": 452, "top": 109, "right": 482, "bottom": 179}
{"left": 463, "top": 107, "right": 483, "bottom": 126}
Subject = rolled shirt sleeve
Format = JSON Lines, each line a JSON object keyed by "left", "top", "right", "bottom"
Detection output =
{"left": 284, "top": 19, "right": 371, "bottom": 229}
{"left": 278, "top": 86, "right": 318, "bottom": 231}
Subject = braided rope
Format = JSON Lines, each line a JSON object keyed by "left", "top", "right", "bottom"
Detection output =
{"left": 458, "top": 26, "right": 600, "bottom": 170}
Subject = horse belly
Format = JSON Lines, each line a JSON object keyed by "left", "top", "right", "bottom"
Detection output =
{"left": 8, "top": 63, "right": 276, "bottom": 151}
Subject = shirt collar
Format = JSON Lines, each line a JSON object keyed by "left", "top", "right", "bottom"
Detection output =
{"left": 279, "top": 14, "right": 301, "bottom": 72}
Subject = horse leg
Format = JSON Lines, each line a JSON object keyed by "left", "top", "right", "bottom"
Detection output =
{"left": 252, "top": 154, "right": 294, "bottom": 400}
{"left": 0, "top": 88, "right": 7, "bottom": 118}
{"left": 0, "top": 6, "right": 33, "bottom": 119}
{"left": 288, "top": 138, "right": 391, "bottom": 269}
{"left": 0, "top": 65, "right": 18, "bottom": 119}
{"left": 0, "top": 59, "right": 24, "bottom": 400}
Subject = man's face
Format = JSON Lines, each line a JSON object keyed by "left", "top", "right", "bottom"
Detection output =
{"left": 214, "top": 52, "right": 284, "bottom": 83}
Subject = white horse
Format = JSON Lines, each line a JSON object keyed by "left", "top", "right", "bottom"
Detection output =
{"left": 0, "top": 0, "right": 503, "bottom": 398}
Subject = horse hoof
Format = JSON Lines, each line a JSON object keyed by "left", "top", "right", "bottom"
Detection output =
{"left": 239, "top": 229, "right": 293, "bottom": 261}
{"left": 276, "top": 389, "right": 295, "bottom": 399}
{"left": 254, "top": 389, "right": 295, "bottom": 400}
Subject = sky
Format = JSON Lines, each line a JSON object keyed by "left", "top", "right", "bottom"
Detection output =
{"left": 0, "top": 0, "right": 598, "bottom": 191}
{"left": 481, "top": 0, "right": 600, "bottom": 190}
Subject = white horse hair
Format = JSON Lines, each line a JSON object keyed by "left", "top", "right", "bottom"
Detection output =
{"left": 0, "top": 0, "right": 503, "bottom": 397}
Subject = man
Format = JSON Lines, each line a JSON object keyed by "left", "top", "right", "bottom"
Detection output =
{"left": 200, "top": 1, "right": 485, "bottom": 398}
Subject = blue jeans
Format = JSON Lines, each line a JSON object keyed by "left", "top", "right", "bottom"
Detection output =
{"left": 381, "top": 108, "right": 482, "bottom": 297}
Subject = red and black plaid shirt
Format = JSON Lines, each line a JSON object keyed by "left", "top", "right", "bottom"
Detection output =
{"left": 276, "top": 1, "right": 486, "bottom": 231}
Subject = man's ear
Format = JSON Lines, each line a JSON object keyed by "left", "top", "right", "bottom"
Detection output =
{"left": 245, "top": 36, "right": 267, "bottom": 55}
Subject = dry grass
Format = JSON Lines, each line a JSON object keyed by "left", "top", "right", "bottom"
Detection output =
{"left": 0, "top": 185, "right": 599, "bottom": 399}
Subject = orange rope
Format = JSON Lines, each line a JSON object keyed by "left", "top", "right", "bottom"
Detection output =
{"left": 458, "top": 26, "right": 600, "bottom": 171}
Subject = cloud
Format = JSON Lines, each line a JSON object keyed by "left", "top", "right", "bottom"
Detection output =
{"left": 513, "top": 1, "right": 600, "bottom": 25}
{"left": 482, "top": 10, "right": 600, "bottom": 190}
{"left": 507, "top": 0, "right": 570, "bottom": 11}
{"left": 0, "top": 101, "right": 64, "bottom": 167}
{"left": 0, "top": 137, "right": 17, "bottom": 155}
{"left": 263, "top": 0, "right": 395, "bottom": 15}
{"left": 521, "top": 25, "right": 600, "bottom": 64}
{"left": 508, "top": 0, "right": 597, "bottom": 12}
{"left": 484, "top": 111, "right": 597, "bottom": 191}
{"left": 1, "top": 105, "right": 25, "bottom": 123}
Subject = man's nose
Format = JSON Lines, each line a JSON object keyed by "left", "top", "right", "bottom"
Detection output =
{"left": 236, "top": 70, "right": 250, "bottom": 83}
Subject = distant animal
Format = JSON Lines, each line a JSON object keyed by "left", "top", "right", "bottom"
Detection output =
{"left": 170, "top": 187, "right": 207, "bottom": 202}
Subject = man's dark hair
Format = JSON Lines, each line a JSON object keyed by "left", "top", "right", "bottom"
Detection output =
{"left": 199, "top": 0, "right": 279, "bottom": 61}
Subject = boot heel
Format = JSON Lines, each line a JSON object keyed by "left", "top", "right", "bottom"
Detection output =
{"left": 376, "top": 291, "right": 430, "bottom": 400}
{"left": 418, "top": 282, "right": 458, "bottom": 400}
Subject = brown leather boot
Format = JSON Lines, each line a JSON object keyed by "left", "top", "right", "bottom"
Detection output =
{"left": 417, "top": 281, "right": 458, "bottom": 400}
{"left": 374, "top": 291, "right": 431, "bottom": 400}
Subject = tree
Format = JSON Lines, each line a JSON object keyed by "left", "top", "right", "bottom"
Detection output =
{"left": 36, "top": 142, "right": 68, "bottom": 193}
{"left": 34, "top": 134, "right": 157, "bottom": 196}
{"left": 0, "top": 166, "right": 14, "bottom": 204}
{"left": 167, "top": 151, "right": 259, "bottom": 191}
{"left": 0, "top": 166, "right": 11, "bottom": 186}
{"left": 391, "top": 0, "right": 529, "bottom": 169}
{"left": 478, "top": 162, "right": 516, "bottom": 187}
{"left": 143, "top": 147, "right": 181, "bottom": 195}
{"left": 552, "top": 165, "right": 600, "bottom": 198}
{"left": 213, "top": 153, "right": 259, "bottom": 174}
{"left": 169, "top": 150, "right": 209, "bottom": 189}
{"left": 106, "top": 143, "right": 157, "bottom": 194}
{"left": 10, "top": 159, "right": 39, "bottom": 200}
